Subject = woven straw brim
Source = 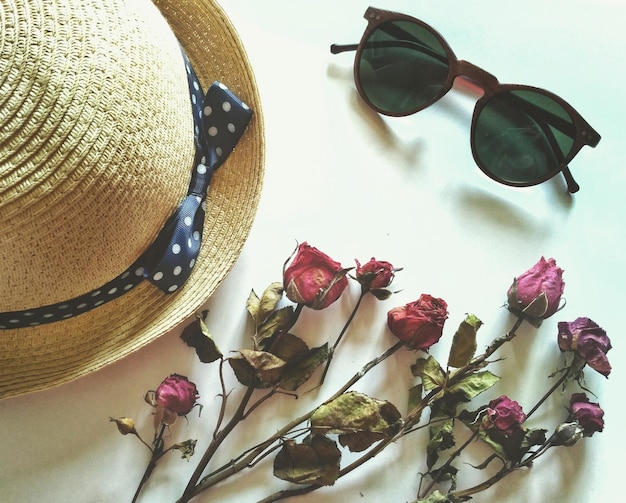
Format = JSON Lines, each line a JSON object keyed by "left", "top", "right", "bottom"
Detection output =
{"left": 0, "top": 0, "right": 264, "bottom": 399}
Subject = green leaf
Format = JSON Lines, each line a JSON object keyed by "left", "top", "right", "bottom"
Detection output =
{"left": 273, "top": 435, "right": 341, "bottom": 486}
{"left": 180, "top": 313, "right": 222, "bottom": 363}
{"left": 411, "top": 356, "right": 446, "bottom": 390}
{"left": 447, "top": 314, "right": 482, "bottom": 368}
{"left": 447, "top": 371, "right": 500, "bottom": 401}
{"left": 311, "top": 392, "right": 402, "bottom": 438}
{"left": 427, "top": 418, "right": 455, "bottom": 469}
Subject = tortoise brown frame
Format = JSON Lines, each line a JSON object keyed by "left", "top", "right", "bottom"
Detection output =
{"left": 331, "top": 7, "right": 601, "bottom": 193}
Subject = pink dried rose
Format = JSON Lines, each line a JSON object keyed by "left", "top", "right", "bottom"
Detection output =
{"left": 558, "top": 317, "right": 612, "bottom": 377}
{"left": 569, "top": 393, "right": 604, "bottom": 436}
{"left": 507, "top": 257, "right": 564, "bottom": 320}
{"left": 482, "top": 396, "right": 526, "bottom": 436}
{"left": 283, "top": 242, "right": 349, "bottom": 310}
{"left": 387, "top": 294, "right": 448, "bottom": 351}
{"left": 152, "top": 374, "right": 200, "bottom": 424}
{"left": 355, "top": 257, "right": 396, "bottom": 291}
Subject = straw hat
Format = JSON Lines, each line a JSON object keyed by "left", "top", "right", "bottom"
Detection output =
{"left": 0, "top": 0, "right": 264, "bottom": 398}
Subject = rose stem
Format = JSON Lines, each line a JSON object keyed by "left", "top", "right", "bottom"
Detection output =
{"left": 258, "top": 317, "right": 528, "bottom": 503}
{"left": 525, "top": 367, "right": 571, "bottom": 419}
{"left": 131, "top": 423, "right": 166, "bottom": 503}
{"left": 180, "top": 341, "right": 405, "bottom": 502}
{"left": 317, "top": 291, "right": 367, "bottom": 388}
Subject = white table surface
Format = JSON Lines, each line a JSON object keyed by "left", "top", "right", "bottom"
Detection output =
{"left": 1, "top": 1, "right": 623, "bottom": 502}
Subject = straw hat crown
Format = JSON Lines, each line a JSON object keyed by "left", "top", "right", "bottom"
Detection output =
{"left": 0, "top": 0, "right": 264, "bottom": 398}
{"left": 1, "top": 0, "right": 193, "bottom": 309}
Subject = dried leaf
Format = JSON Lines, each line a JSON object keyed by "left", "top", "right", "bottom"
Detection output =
{"left": 180, "top": 314, "right": 222, "bottom": 363}
{"left": 447, "top": 314, "right": 482, "bottom": 368}
{"left": 427, "top": 418, "right": 455, "bottom": 469}
{"left": 246, "top": 289, "right": 261, "bottom": 325}
{"left": 255, "top": 306, "right": 295, "bottom": 350}
{"left": 258, "top": 282, "right": 284, "bottom": 322}
{"left": 278, "top": 342, "right": 329, "bottom": 392}
{"left": 273, "top": 435, "right": 341, "bottom": 486}
{"left": 411, "top": 356, "right": 446, "bottom": 390}
{"left": 338, "top": 431, "right": 384, "bottom": 452}
{"left": 310, "top": 391, "right": 402, "bottom": 438}
{"left": 408, "top": 383, "right": 424, "bottom": 415}
{"left": 228, "top": 350, "right": 287, "bottom": 388}
{"left": 447, "top": 371, "right": 500, "bottom": 401}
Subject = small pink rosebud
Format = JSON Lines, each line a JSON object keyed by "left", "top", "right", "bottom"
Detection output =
{"left": 507, "top": 257, "right": 564, "bottom": 320}
{"left": 387, "top": 294, "right": 448, "bottom": 351}
{"left": 355, "top": 257, "right": 396, "bottom": 291}
{"left": 155, "top": 374, "right": 199, "bottom": 417}
{"left": 569, "top": 393, "right": 604, "bottom": 436}
{"left": 283, "top": 242, "right": 349, "bottom": 310}
{"left": 558, "top": 317, "right": 612, "bottom": 377}
{"left": 481, "top": 396, "right": 526, "bottom": 436}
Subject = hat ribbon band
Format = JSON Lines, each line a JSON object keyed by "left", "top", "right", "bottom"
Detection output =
{"left": 0, "top": 51, "right": 252, "bottom": 329}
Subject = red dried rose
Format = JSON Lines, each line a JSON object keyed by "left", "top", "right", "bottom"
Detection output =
{"left": 387, "top": 294, "right": 448, "bottom": 350}
{"left": 507, "top": 257, "right": 564, "bottom": 320}
{"left": 558, "top": 317, "right": 612, "bottom": 377}
{"left": 482, "top": 396, "right": 526, "bottom": 436}
{"left": 355, "top": 257, "right": 396, "bottom": 291}
{"left": 283, "top": 242, "right": 349, "bottom": 310}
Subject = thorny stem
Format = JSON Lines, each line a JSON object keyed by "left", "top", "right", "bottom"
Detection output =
{"left": 525, "top": 366, "right": 571, "bottom": 420}
{"left": 317, "top": 290, "right": 367, "bottom": 388}
{"left": 179, "top": 303, "right": 309, "bottom": 502}
{"left": 180, "top": 341, "right": 405, "bottom": 501}
{"left": 418, "top": 429, "right": 480, "bottom": 498}
{"left": 131, "top": 423, "right": 166, "bottom": 503}
{"left": 258, "top": 316, "right": 528, "bottom": 503}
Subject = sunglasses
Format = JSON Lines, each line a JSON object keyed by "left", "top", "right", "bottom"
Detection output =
{"left": 331, "top": 7, "right": 600, "bottom": 193}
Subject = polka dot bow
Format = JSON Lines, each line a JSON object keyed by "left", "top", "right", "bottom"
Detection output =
{"left": 0, "top": 51, "right": 252, "bottom": 329}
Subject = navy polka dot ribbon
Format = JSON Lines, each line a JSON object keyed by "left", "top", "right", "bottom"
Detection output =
{"left": 0, "top": 51, "right": 252, "bottom": 329}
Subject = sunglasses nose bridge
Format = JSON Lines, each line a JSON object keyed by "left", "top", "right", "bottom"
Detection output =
{"left": 453, "top": 60, "right": 499, "bottom": 94}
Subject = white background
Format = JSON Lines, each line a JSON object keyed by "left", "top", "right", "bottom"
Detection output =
{"left": 1, "top": 1, "right": 624, "bottom": 502}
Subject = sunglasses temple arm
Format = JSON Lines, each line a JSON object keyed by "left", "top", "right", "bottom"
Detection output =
{"left": 561, "top": 166, "right": 580, "bottom": 194}
{"left": 330, "top": 43, "right": 358, "bottom": 54}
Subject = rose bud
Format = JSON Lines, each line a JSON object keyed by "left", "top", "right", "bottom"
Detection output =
{"left": 507, "top": 257, "right": 564, "bottom": 320}
{"left": 553, "top": 422, "right": 585, "bottom": 447}
{"left": 481, "top": 396, "right": 526, "bottom": 436}
{"left": 387, "top": 294, "right": 448, "bottom": 351}
{"left": 283, "top": 242, "right": 349, "bottom": 310}
{"left": 569, "top": 393, "right": 604, "bottom": 436}
{"left": 155, "top": 374, "right": 199, "bottom": 417}
{"left": 109, "top": 416, "right": 137, "bottom": 436}
{"left": 558, "top": 317, "right": 612, "bottom": 377}
{"left": 355, "top": 258, "right": 396, "bottom": 291}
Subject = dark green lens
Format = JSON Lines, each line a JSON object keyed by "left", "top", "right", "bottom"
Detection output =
{"left": 473, "top": 90, "right": 576, "bottom": 184}
{"left": 357, "top": 20, "right": 450, "bottom": 115}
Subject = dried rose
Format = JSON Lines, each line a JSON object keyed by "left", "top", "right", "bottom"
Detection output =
{"left": 557, "top": 317, "right": 611, "bottom": 377}
{"left": 569, "top": 393, "right": 604, "bottom": 436}
{"left": 109, "top": 416, "right": 137, "bottom": 436}
{"left": 155, "top": 374, "right": 199, "bottom": 417}
{"left": 481, "top": 396, "right": 526, "bottom": 436}
{"left": 507, "top": 257, "right": 564, "bottom": 320}
{"left": 355, "top": 258, "right": 396, "bottom": 291}
{"left": 387, "top": 294, "right": 448, "bottom": 351}
{"left": 283, "top": 242, "right": 349, "bottom": 310}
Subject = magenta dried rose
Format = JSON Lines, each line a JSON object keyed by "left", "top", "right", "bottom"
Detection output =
{"left": 481, "top": 396, "right": 526, "bottom": 436}
{"left": 507, "top": 257, "right": 564, "bottom": 320}
{"left": 558, "top": 317, "right": 612, "bottom": 377}
{"left": 387, "top": 294, "right": 448, "bottom": 351}
{"left": 569, "top": 393, "right": 604, "bottom": 436}
{"left": 283, "top": 242, "right": 349, "bottom": 310}
{"left": 155, "top": 374, "right": 199, "bottom": 416}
